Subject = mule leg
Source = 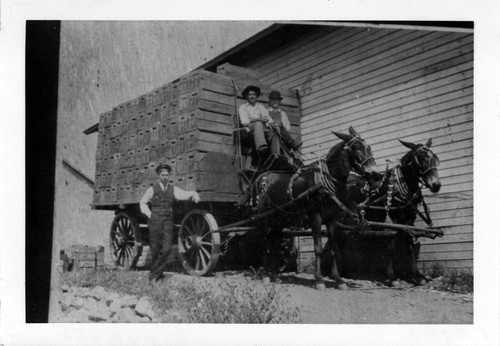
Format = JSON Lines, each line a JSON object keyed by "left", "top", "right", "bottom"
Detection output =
{"left": 407, "top": 237, "right": 427, "bottom": 285}
{"left": 262, "top": 227, "right": 282, "bottom": 283}
{"left": 387, "top": 237, "right": 399, "bottom": 287}
{"left": 326, "top": 221, "right": 347, "bottom": 290}
{"left": 310, "top": 213, "right": 326, "bottom": 290}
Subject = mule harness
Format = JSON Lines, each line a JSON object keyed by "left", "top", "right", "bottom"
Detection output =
{"left": 360, "top": 162, "right": 433, "bottom": 226}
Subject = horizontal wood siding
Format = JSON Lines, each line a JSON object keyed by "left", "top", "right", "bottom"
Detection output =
{"left": 247, "top": 26, "right": 473, "bottom": 274}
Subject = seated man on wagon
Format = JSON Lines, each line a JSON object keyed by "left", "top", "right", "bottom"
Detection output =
{"left": 266, "top": 90, "right": 302, "bottom": 153}
{"left": 237, "top": 86, "right": 302, "bottom": 170}
{"left": 238, "top": 85, "right": 277, "bottom": 163}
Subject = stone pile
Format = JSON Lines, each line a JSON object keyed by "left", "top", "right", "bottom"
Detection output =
{"left": 54, "top": 284, "right": 158, "bottom": 323}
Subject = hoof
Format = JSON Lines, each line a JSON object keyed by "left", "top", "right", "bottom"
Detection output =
{"left": 337, "top": 283, "right": 348, "bottom": 291}
{"left": 262, "top": 277, "right": 271, "bottom": 285}
{"left": 315, "top": 282, "right": 326, "bottom": 291}
{"left": 391, "top": 280, "right": 400, "bottom": 287}
{"left": 416, "top": 277, "right": 427, "bottom": 286}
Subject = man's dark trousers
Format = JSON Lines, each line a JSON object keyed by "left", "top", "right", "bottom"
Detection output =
{"left": 149, "top": 183, "right": 174, "bottom": 281}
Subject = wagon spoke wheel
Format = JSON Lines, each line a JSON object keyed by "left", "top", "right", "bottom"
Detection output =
{"left": 178, "top": 209, "right": 220, "bottom": 276}
{"left": 110, "top": 212, "right": 138, "bottom": 270}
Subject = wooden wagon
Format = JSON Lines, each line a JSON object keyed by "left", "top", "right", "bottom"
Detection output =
{"left": 90, "top": 63, "right": 443, "bottom": 277}
{"left": 90, "top": 64, "right": 304, "bottom": 275}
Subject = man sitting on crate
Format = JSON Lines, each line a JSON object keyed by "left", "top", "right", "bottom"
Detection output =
{"left": 238, "top": 85, "right": 278, "bottom": 163}
{"left": 140, "top": 163, "right": 200, "bottom": 283}
{"left": 266, "top": 90, "right": 302, "bottom": 153}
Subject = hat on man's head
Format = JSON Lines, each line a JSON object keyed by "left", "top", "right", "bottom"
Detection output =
{"left": 241, "top": 85, "right": 261, "bottom": 99}
{"left": 268, "top": 90, "right": 283, "bottom": 100}
{"left": 156, "top": 163, "right": 172, "bottom": 175}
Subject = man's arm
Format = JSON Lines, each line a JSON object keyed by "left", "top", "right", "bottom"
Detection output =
{"left": 260, "top": 104, "right": 273, "bottom": 124}
{"left": 238, "top": 104, "right": 250, "bottom": 127}
{"left": 139, "top": 186, "right": 154, "bottom": 218}
{"left": 174, "top": 186, "right": 200, "bottom": 203}
{"left": 280, "top": 110, "right": 291, "bottom": 131}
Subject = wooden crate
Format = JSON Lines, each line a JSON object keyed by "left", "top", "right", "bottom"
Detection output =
{"left": 93, "top": 68, "right": 301, "bottom": 206}
{"left": 64, "top": 245, "right": 105, "bottom": 271}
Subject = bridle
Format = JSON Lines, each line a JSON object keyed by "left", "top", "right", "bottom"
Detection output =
{"left": 404, "top": 146, "right": 440, "bottom": 185}
{"left": 344, "top": 136, "right": 374, "bottom": 176}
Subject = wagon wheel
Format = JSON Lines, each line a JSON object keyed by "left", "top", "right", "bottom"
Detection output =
{"left": 110, "top": 211, "right": 138, "bottom": 270}
{"left": 178, "top": 209, "right": 220, "bottom": 276}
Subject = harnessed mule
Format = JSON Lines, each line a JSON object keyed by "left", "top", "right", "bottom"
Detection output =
{"left": 347, "top": 138, "right": 441, "bottom": 285}
{"left": 251, "top": 126, "right": 378, "bottom": 290}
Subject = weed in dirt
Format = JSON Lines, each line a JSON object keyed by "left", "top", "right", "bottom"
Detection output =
{"left": 425, "top": 263, "right": 473, "bottom": 294}
{"left": 63, "top": 268, "right": 302, "bottom": 323}
{"left": 445, "top": 269, "right": 473, "bottom": 294}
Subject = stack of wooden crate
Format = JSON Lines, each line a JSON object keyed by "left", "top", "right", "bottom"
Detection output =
{"left": 92, "top": 65, "right": 300, "bottom": 206}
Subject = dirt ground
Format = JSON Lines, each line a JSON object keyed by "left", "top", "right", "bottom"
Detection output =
{"left": 157, "top": 270, "right": 473, "bottom": 324}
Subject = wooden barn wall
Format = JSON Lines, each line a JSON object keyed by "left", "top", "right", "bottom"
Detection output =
{"left": 246, "top": 26, "right": 473, "bottom": 274}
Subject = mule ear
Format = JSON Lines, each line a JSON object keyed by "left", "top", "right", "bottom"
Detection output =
{"left": 399, "top": 140, "right": 418, "bottom": 150}
{"left": 425, "top": 138, "right": 432, "bottom": 148}
{"left": 332, "top": 131, "right": 351, "bottom": 143}
{"left": 348, "top": 126, "right": 360, "bottom": 137}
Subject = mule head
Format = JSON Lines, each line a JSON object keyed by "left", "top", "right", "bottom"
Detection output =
{"left": 400, "top": 139, "right": 441, "bottom": 193}
{"left": 331, "top": 127, "right": 378, "bottom": 177}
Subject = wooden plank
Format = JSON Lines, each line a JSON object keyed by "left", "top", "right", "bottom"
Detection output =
{"left": 277, "top": 30, "right": 457, "bottom": 93}
{"left": 300, "top": 56, "right": 472, "bottom": 126}
{"left": 217, "top": 63, "right": 263, "bottom": 80}
{"left": 261, "top": 28, "right": 402, "bottom": 86}
{"left": 420, "top": 241, "right": 473, "bottom": 253}
{"left": 175, "top": 152, "right": 240, "bottom": 174}
{"left": 303, "top": 82, "right": 473, "bottom": 141}
{"left": 424, "top": 193, "right": 473, "bottom": 205}
{"left": 420, "top": 232, "right": 473, "bottom": 244}
{"left": 428, "top": 216, "right": 472, "bottom": 228}
{"left": 419, "top": 250, "right": 472, "bottom": 261}
{"left": 200, "top": 77, "right": 235, "bottom": 96}
{"left": 301, "top": 53, "right": 472, "bottom": 127}
{"left": 190, "top": 109, "right": 234, "bottom": 125}
{"left": 300, "top": 34, "right": 473, "bottom": 114}
{"left": 374, "top": 131, "right": 472, "bottom": 160}
{"left": 277, "top": 30, "right": 435, "bottom": 89}
{"left": 302, "top": 72, "right": 473, "bottom": 139}
{"left": 254, "top": 26, "right": 356, "bottom": 74}
{"left": 198, "top": 191, "right": 241, "bottom": 203}
{"left": 300, "top": 39, "right": 472, "bottom": 113}
{"left": 198, "top": 99, "right": 235, "bottom": 116}
{"left": 266, "top": 29, "right": 430, "bottom": 88}
{"left": 175, "top": 172, "right": 241, "bottom": 194}
{"left": 302, "top": 63, "right": 473, "bottom": 133}
{"left": 305, "top": 115, "right": 473, "bottom": 158}
{"left": 304, "top": 96, "right": 472, "bottom": 150}
{"left": 177, "top": 113, "right": 233, "bottom": 136}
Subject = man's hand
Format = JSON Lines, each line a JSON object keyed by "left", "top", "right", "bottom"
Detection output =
{"left": 192, "top": 192, "right": 200, "bottom": 203}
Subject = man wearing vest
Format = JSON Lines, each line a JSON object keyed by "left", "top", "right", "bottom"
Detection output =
{"left": 267, "top": 90, "right": 302, "bottom": 152}
{"left": 140, "top": 163, "right": 200, "bottom": 282}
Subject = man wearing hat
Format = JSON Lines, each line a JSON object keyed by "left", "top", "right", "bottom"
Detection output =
{"left": 140, "top": 163, "right": 200, "bottom": 282}
{"left": 267, "top": 90, "right": 302, "bottom": 152}
{"left": 238, "top": 85, "right": 277, "bottom": 156}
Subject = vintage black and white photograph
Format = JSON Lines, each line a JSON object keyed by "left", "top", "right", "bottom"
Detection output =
{"left": 3, "top": 1, "right": 500, "bottom": 345}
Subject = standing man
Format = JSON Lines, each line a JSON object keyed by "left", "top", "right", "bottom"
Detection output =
{"left": 267, "top": 90, "right": 302, "bottom": 152}
{"left": 140, "top": 163, "right": 200, "bottom": 282}
{"left": 238, "top": 85, "right": 278, "bottom": 156}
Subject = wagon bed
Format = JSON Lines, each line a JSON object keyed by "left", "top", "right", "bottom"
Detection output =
{"left": 86, "top": 63, "right": 302, "bottom": 273}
